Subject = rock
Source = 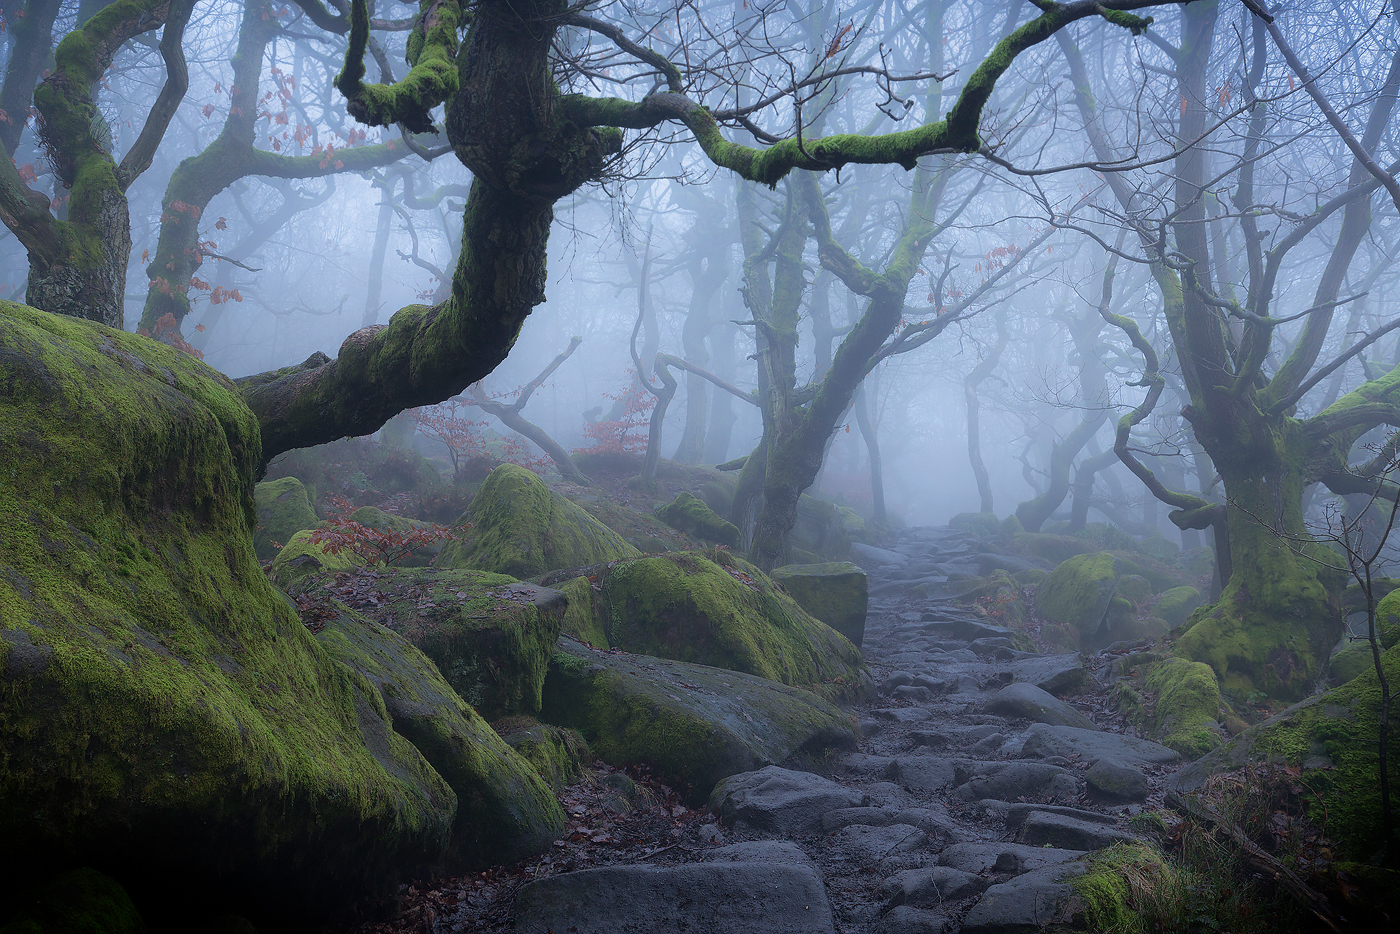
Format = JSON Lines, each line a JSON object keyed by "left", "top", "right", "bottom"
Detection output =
{"left": 1153, "top": 585, "right": 1204, "bottom": 627}
{"left": 1144, "top": 657, "right": 1224, "bottom": 756}
{"left": 1000, "top": 655, "right": 1090, "bottom": 695}
{"left": 853, "top": 543, "right": 910, "bottom": 567}
{"left": 1017, "top": 723, "right": 1179, "bottom": 769}
{"left": 1169, "top": 642, "right": 1400, "bottom": 860}
{"left": 918, "top": 614, "right": 1022, "bottom": 643}
{"left": 1017, "top": 810, "right": 1136, "bottom": 850}
{"left": 1085, "top": 760, "right": 1149, "bottom": 802}
{"left": 871, "top": 707, "right": 934, "bottom": 724}
{"left": 1115, "top": 574, "right": 1152, "bottom": 604}
{"left": 1375, "top": 589, "right": 1400, "bottom": 649}
{"left": 791, "top": 493, "right": 856, "bottom": 561}
{"left": 709, "top": 765, "right": 868, "bottom": 834}
{"left": 253, "top": 476, "right": 319, "bottom": 559}
{"left": 833, "top": 823, "right": 927, "bottom": 863}
{"left": 552, "top": 549, "right": 869, "bottom": 703}
{"left": 268, "top": 527, "right": 362, "bottom": 586}
{"left": 882, "top": 865, "right": 988, "bottom": 907}
{"left": 938, "top": 842, "right": 1087, "bottom": 875}
{"left": 288, "top": 568, "right": 567, "bottom": 719}
{"left": 821, "top": 807, "right": 962, "bottom": 842}
{"left": 0, "top": 868, "right": 146, "bottom": 934}
{"left": 876, "top": 906, "right": 947, "bottom": 934}
{"left": 951, "top": 762, "right": 1079, "bottom": 803}
{"left": 542, "top": 638, "right": 859, "bottom": 803}
{"left": 345, "top": 504, "right": 442, "bottom": 566}
{"left": 984, "top": 682, "right": 1100, "bottom": 731}
{"left": 959, "top": 862, "right": 1088, "bottom": 934}
{"left": 655, "top": 491, "right": 741, "bottom": 547}
{"left": 983, "top": 802, "right": 1121, "bottom": 832}
{"left": 949, "top": 512, "right": 1002, "bottom": 537}
{"left": 892, "top": 756, "right": 960, "bottom": 793}
{"left": 1007, "top": 532, "right": 1097, "bottom": 566}
{"left": 493, "top": 716, "right": 592, "bottom": 791}
{"left": 311, "top": 599, "right": 564, "bottom": 864}
{"left": 0, "top": 303, "right": 460, "bottom": 917}
{"left": 771, "top": 561, "right": 869, "bottom": 647}
{"left": 1035, "top": 552, "right": 1120, "bottom": 650}
{"left": 513, "top": 847, "right": 836, "bottom": 934}
{"left": 436, "top": 464, "right": 640, "bottom": 576}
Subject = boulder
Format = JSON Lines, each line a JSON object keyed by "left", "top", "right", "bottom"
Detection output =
{"left": 1153, "top": 585, "right": 1205, "bottom": 628}
{"left": 0, "top": 303, "right": 452, "bottom": 918}
{"left": 289, "top": 568, "right": 566, "bottom": 719}
{"left": 999, "top": 655, "right": 1090, "bottom": 695}
{"left": 1144, "top": 657, "right": 1224, "bottom": 757}
{"left": 960, "top": 862, "right": 1088, "bottom": 934}
{"left": 1017, "top": 723, "right": 1179, "bottom": 769}
{"left": 513, "top": 841, "right": 835, "bottom": 934}
{"left": 555, "top": 549, "right": 868, "bottom": 703}
{"left": 770, "top": 561, "right": 869, "bottom": 647}
{"left": 881, "top": 865, "right": 988, "bottom": 907}
{"left": 267, "top": 527, "right": 362, "bottom": 586}
{"left": 344, "top": 504, "right": 443, "bottom": 566}
{"left": 1084, "top": 760, "right": 1149, "bottom": 802}
{"left": 492, "top": 716, "right": 592, "bottom": 792}
{"left": 654, "top": 491, "right": 741, "bottom": 547}
{"left": 252, "top": 476, "right": 319, "bottom": 559}
{"left": 1016, "top": 811, "right": 1136, "bottom": 850}
{"left": 436, "top": 464, "right": 639, "bottom": 576}
{"left": 1035, "top": 552, "right": 1121, "bottom": 649}
{"left": 950, "top": 512, "right": 1002, "bottom": 538}
{"left": 709, "top": 765, "right": 868, "bottom": 834}
{"left": 1169, "top": 642, "right": 1400, "bottom": 860}
{"left": 0, "top": 868, "right": 146, "bottom": 934}
{"left": 310, "top": 598, "right": 564, "bottom": 864}
{"left": 541, "top": 637, "right": 859, "bottom": 803}
{"left": 984, "top": 683, "right": 1100, "bottom": 731}
{"left": 1373, "top": 588, "right": 1400, "bottom": 649}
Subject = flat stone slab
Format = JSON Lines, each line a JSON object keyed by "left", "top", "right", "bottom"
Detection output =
{"left": 951, "top": 761, "right": 1080, "bottom": 803}
{"left": 870, "top": 706, "right": 935, "bottom": 723}
{"left": 832, "top": 823, "right": 927, "bottom": 863}
{"left": 1018, "top": 723, "right": 1179, "bottom": 768}
{"left": 875, "top": 906, "right": 947, "bottom": 934}
{"left": 881, "top": 866, "right": 988, "bottom": 908}
{"left": 960, "top": 862, "right": 1087, "bottom": 934}
{"left": 514, "top": 848, "right": 836, "bottom": 933}
{"left": 710, "top": 766, "right": 869, "bottom": 835}
{"left": 1016, "top": 810, "right": 1137, "bottom": 850}
{"left": 917, "top": 615, "right": 1021, "bottom": 643}
{"left": 938, "top": 842, "right": 1087, "bottom": 876}
{"left": 1086, "top": 759, "right": 1150, "bottom": 802}
{"left": 984, "top": 682, "right": 1100, "bottom": 731}
{"left": 854, "top": 543, "right": 910, "bottom": 567}
{"left": 999, "top": 654, "right": 1091, "bottom": 695}
{"left": 980, "top": 801, "right": 1120, "bottom": 832}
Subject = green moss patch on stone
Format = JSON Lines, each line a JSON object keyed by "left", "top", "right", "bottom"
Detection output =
{"left": 0, "top": 867, "right": 147, "bottom": 934}
{"left": 494, "top": 716, "right": 592, "bottom": 792}
{"left": 1327, "top": 641, "right": 1375, "bottom": 685}
{"left": 570, "top": 495, "right": 687, "bottom": 554}
{"left": 949, "top": 512, "right": 1001, "bottom": 537}
{"left": 557, "top": 575, "right": 609, "bottom": 649}
{"left": 588, "top": 549, "right": 869, "bottom": 704}
{"left": 268, "top": 527, "right": 363, "bottom": 587}
{"left": 346, "top": 504, "right": 443, "bottom": 567}
{"left": 309, "top": 598, "right": 563, "bottom": 865}
{"left": 288, "top": 567, "right": 566, "bottom": 720}
{"left": 253, "top": 476, "right": 319, "bottom": 559}
{"left": 1035, "top": 552, "right": 1120, "bottom": 649}
{"left": 1153, "top": 586, "right": 1204, "bottom": 628}
{"left": 770, "top": 562, "right": 868, "bottom": 648}
{"left": 654, "top": 492, "right": 740, "bottom": 548}
{"left": 1373, "top": 588, "right": 1400, "bottom": 650}
{"left": 0, "top": 301, "right": 455, "bottom": 916}
{"left": 1107, "top": 550, "right": 1194, "bottom": 594}
{"left": 437, "top": 464, "right": 639, "bottom": 577}
{"left": 1144, "top": 657, "right": 1224, "bottom": 757}
{"left": 540, "top": 636, "right": 859, "bottom": 803}
{"left": 1171, "top": 642, "right": 1400, "bottom": 860}
{"left": 1008, "top": 531, "right": 1097, "bottom": 565}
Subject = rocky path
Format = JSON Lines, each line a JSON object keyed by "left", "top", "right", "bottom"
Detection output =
{"left": 473, "top": 525, "right": 1183, "bottom": 934}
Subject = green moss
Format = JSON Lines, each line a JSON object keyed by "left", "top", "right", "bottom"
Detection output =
{"left": 1035, "top": 551, "right": 1120, "bottom": 648}
{"left": 494, "top": 716, "right": 591, "bottom": 792}
{"left": 769, "top": 562, "right": 868, "bottom": 647}
{"left": 1373, "top": 588, "right": 1400, "bottom": 649}
{"left": 1071, "top": 843, "right": 1185, "bottom": 934}
{"left": 253, "top": 477, "right": 319, "bottom": 559}
{"left": 1009, "top": 531, "right": 1097, "bottom": 565}
{"left": 267, "top": 528, "right": 362, "bottom": 587}
{"left": 1145, "top": 658, "right": 1223, "bottom": 757}
{"left": 593, "top": 549, "right": 868, "bottom": 703}
{"left": 949, "top": 512, "right": 1001, "bottom": 537}
{"left": 558, "top": 575, "right": 608, "bottom": 648}
{"left": 1328, "top": 641, "right": 1375, "bottom": 684}
{"left": 0, "top": 867, "right": 146, "bottom": 934}
{"left": 289, "top": 567, "right": 565, "bottom": 719}
{"left": 1153, "top": 586, "right": 1204, "bottom": 628}
{"left": 0, "top": 301, "right": 454, "bottom": 914}
{"left": 654, "top": 492, "right": 740, "bottom": 547}
{"left": 437, "top": 464, "right": 639, "bottom": 577}
{"left": 1116, "top": 574, "right": 1152, "bottom": 604}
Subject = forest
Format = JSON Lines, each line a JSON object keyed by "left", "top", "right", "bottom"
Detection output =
{"left": 1, "top": 0, "right": 1399, "bottom": 931}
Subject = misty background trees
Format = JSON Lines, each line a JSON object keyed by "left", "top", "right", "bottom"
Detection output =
{"left": 3, "top": 0, "right": 1399, "bottom": 696}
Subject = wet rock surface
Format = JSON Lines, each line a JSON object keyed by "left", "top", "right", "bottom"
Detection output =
{"left": 440, "top": 525, "right": 1187, "bottom": 933}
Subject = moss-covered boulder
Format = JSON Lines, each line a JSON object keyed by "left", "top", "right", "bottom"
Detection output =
{"left": 1170, "top": 642, "right": 1400, "bottom": 859}
{"left": 655, "top": 492, "right": 740, "bottom": 547}
{"left": 494, "top": 716, "right": 592, "bottom": 791}
{"left": 309, "top": 598, "right": 564, "bottom": 864}
{"left": 950, "top": 512, "right": 1002, "bottom": 538}
{"left": 253, "top": 476, "right": 319, "bottom": 559}
{"left": 1372, "top": 588, "right": 1400, "bottom": 650}
{"left": 1009, "top": 532, "right": 1097, "bottom": 566}
{"left": 555, "top": 549, "right": 869, "bottom": 703}
{"left": 1035, "top": 552, "right": 1121, "bottom": 650}
{"left": 1153, "top": 586, "right": 1204, "bottom": 628}
{"left": 346, "top": 504, "right": 443, "bottom": 567}
{"left": 770, "top": 562, "right": 868, "bottom": 648}
{"left": 1144, "top": 657, "right": 1224, "bottom": 757}
{"left": 790, "top": 494, "right": 852, "bottom": 561}
{"left": 0, "top": 302, "right": 454, "bottom": 918}
{"left": 571, "top": 495, "right": 688, "bottom": 554}
{"left": 436, "top": 464, "right": 640, "bottom": 577}
{"left": 267, "top": 527, "right": 362, "bottom": 587}
{"left": 541, "top": 636, "right": 859, "bottom": 803}
{"left": 289, "top": 568, "right": 566, "bottom": 720}
{"left": 1116, "top": 574, "right": 1152, "bottom": 605}
{"left": 1106, "top": 550, "right": 1194, "bottom": 593}
{"left": 0, "top": 867, "right": 147, "bottom": 934}
{"left": 1328, "top": 641, "right": 1375, "bottom": 685}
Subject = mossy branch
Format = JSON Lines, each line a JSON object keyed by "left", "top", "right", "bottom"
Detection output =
{"left": 336, "top": 0, "right": 461, "bottom": 135}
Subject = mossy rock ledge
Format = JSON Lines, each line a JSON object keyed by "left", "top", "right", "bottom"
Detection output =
{"left": 1035, "top": 552, "right": 1122, "bottom": 650}
{"left": 770, "top": 561, "right": 869, "bottom": 648}
{"left": 436, "top": 463, "right": 640, "bottom": 577}
{"left": 0, "top": 303, "right": 468, "bottom": 919}
{"left": 541, "top": 636, "right": 860, "bottom": 803}
{"left": 550, "top": 549, "right": 870, "bottom": 704}
{"left": 1169, "top": 642, "right": 1400, "bottom": 860}
{"left": 289, "top": 567, "right": 567, "bottom": 720}
{"left": 654, "top": 491, "right": 740, "bottom": 548}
